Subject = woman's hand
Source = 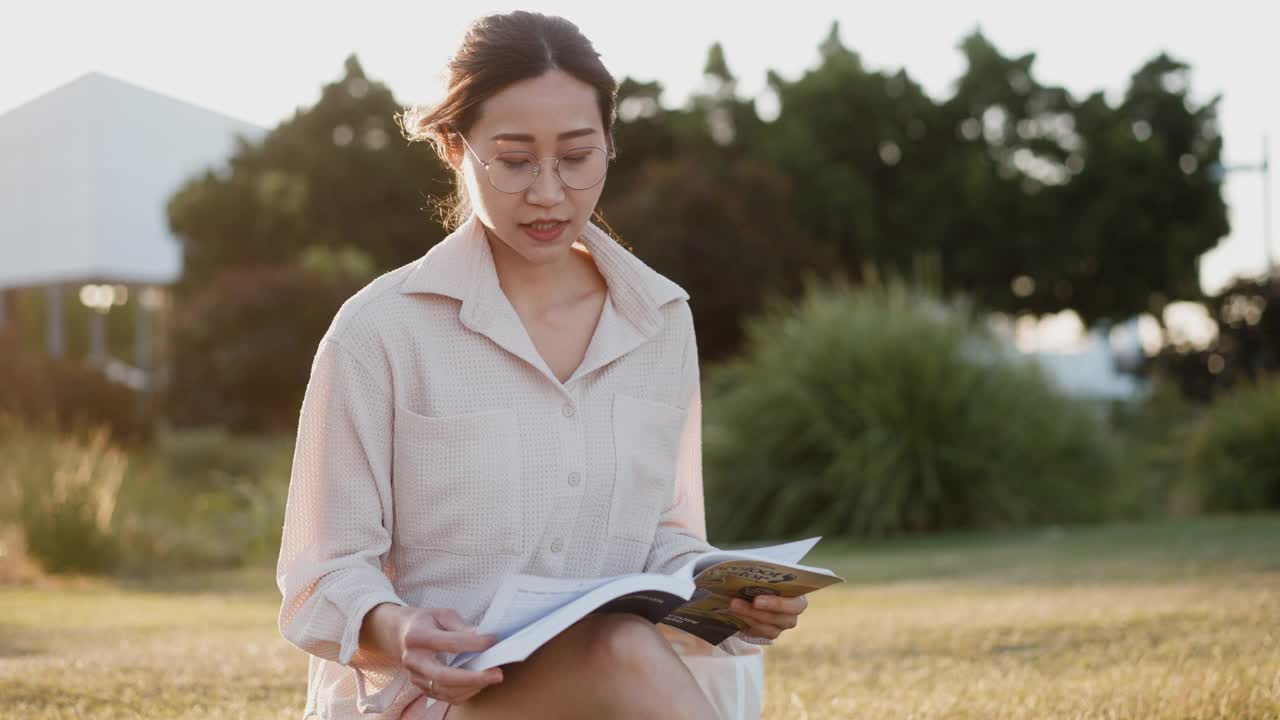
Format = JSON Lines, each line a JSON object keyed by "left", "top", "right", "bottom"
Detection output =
{"left": 727, "top": 594, "right": 808, "bottom": 641}
{"left": 382, "top": 606, "right": 505, "bottom": 705}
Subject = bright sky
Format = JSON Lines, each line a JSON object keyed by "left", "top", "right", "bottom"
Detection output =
{"left": 3, "top": 0, "right": 1275, "bottom": 311}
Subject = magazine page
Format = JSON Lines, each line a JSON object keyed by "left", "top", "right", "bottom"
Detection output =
{"left": 708, "top": 536, "right": 823, "bottom": 566}
{"left": 675, "top": 536, "right": 824, "bottom": 581}
{"left": 476, "top": 574, "right": 624, "bottom": 640}
{"left": 449, "top": 572, "right": 694, "bottom": 671}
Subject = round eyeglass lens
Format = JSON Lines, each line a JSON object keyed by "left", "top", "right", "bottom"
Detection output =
{"left": 486, "top": 148, "right": 608, "bottom": 192}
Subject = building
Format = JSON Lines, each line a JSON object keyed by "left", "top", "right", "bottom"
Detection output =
{"left": 0, "top": 72, "right": 265, "bottom": 390}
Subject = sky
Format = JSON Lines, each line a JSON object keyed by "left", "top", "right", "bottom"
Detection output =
{"left": 2, "top": 0, "right": 1275, "bottom": 342}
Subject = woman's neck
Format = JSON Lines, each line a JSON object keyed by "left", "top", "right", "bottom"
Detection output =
{"left": 485, "top": 229, "right": 603, "bottom": 315}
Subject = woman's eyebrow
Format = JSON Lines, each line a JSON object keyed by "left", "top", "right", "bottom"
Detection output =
{"left": 490, "top": 128, "right": 597, "bottom": 143}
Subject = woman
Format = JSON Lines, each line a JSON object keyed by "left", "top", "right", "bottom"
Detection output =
{"left": 276, "top": 11, "right": 807, "bottom": 720}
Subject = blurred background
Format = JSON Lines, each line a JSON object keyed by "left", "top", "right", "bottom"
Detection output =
{"left": 1, "top": 2, "right": 1277, "bottom": 718}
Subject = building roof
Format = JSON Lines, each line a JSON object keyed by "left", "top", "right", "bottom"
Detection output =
{"left": 0, "top": 72, "right": 265, "bottom": 288}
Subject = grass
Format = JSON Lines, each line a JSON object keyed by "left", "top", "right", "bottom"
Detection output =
{"left": 1, "top": 516, "right": 1278, "bottom": 719}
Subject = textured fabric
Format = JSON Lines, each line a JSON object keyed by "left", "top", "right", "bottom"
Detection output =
{"left": 276, "top": 213, "right": 762, "bottom": 719}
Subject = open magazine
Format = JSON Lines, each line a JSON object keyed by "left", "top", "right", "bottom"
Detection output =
{"left": 448, "top": 537, "right": 844, "bottom": 671}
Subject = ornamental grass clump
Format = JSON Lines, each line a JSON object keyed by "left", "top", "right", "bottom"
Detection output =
{"left": 704, "top": 277, "right": 1127, "bottom": 541}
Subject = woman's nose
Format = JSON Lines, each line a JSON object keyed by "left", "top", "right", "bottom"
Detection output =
{"left": 524, "top": 158, "right": 566, "bottom": 205}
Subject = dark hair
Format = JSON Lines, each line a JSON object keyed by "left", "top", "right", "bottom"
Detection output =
{"left": 397, "top": 11, "right": 619, "bottom": 230}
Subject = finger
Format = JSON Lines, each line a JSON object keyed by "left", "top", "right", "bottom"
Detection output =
{"left": 745, "top": 594, "right": 805, "bottom": 614}
{"left": 421, "top": 664, "right": 505, "bottom": 689}
{"left": 428, "top": 665, "right": 505, "bottom": 689}
{"left": 406, "top": 661, "right": 503, "bottom": 702}
{"left": 434, "top": 609, "right": 476, "bottom": 633}
{"left": 444, "top": 687, "right": 490, "bottom": 707}
{"left": 736, "top": 620, "right": 783, "bottom": 640}
{"left": 407, "top": 628, "right": 499, "bottom": 654}
{"left": 725, "top": 602, "right": 786, "bottom": 636}
{"left": 732, "top": 604, "right": 788, "bottom": 632}
{"left": 403, "top": 639, "right": 502, "bottom": 693}
{"left": 729, "top": 599, "right": 799, "bottom": 629}
{"left": 430, "top": 671, "right": 504, "bottom": 706}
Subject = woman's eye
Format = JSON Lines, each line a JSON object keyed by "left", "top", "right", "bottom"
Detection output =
{"left": 497, "top": 156, "right": 531, "bottom": 170}
{"left": 562, "top": 153, "right": 589, "bottom": 164}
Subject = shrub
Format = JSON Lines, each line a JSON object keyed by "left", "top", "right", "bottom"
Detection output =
{"left": 703, "top": 276, "right": 1128, "bottom": 541}
{"left": 147, "top": 425, "right": 290, "bottom": 490}
{"left": 163, "top": 263, "right": 363, "bottom": 433}
{"left": 1186, "top": 374, "right": 1280, "bottom": 511}
{"left": 1104, "top": 371, "right": 1203, "bottom": 517}
{"left": 0, "top": 332, "right": 155, "bottom": 447}
{"left": 1, "top": 415, "right": 295, "bottom": 578}
{"left": 112, "top": 428, "right": 295, "bottom": 575}
{"left": 1, "top": 415, "right": 126, "bottom": 574}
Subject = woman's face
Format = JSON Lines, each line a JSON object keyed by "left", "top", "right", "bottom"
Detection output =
{"left": 453, "top": 68, "right": 608, "bottom": 267}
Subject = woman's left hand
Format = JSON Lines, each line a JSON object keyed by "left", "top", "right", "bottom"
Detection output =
{"left": 727, "top": 594, "right": 808, "bottom": 641}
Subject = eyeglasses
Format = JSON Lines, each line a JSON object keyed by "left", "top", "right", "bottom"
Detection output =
{"left": 455, "top": 131, "right": 613, "bottom": 193}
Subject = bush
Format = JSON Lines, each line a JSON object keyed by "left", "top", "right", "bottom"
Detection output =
{"left": 147, "top": 425, "right": 290, "bottom": 490}
{"left": 703, "top": 276, "right": 1128, "bottom": 541}
{"left": 164, "top": 262, "right": 363, "bottom": 433}
{"left": 1186, "top": 374, "right": 1280, "bottom": 511}
{"left": 1, "top": 414, "right": 295, "bottom": 578}
{"left": 0, "top": 415, "right": 126, "bottom": 574}
{"left": 1104, "top": 371, "right": 1203, "bottom": 517}
{"left": 0, "top": 332, "right": 155, "bottom": 446}
{"left": 112, "top": 428, "right": 295, "bottom": 575}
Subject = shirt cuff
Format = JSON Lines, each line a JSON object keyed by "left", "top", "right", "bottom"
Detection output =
{"left": 339, "top": 591, "right": 411, "bottom": 714}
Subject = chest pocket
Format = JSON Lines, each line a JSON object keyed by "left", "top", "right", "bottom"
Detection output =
{"left": 609, "top": 393, "right": 688, "bottom": 545}
{"left": 391, "top": 404, "right": 523, "bottom": 556}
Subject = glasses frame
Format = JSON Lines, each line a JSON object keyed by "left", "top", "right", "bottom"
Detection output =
{"left": 454, "top": 131, "right": 615, "bottom": 194}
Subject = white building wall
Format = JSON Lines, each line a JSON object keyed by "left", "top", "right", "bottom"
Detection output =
{"left": 0, "top": 72, "right": 265, "bottom": 288}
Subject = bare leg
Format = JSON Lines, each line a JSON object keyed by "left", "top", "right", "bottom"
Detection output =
{"left": 448, "top": 613, "right": 718, "bottom": 720}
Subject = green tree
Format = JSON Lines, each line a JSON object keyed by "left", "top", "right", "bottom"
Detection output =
{"left": 167, "top": 56, "right": 448, "bottom": 296}
{"left": 755, "top": 25, "right": 1228, "bottom": 328}
{"left": 1052, "top": 54, "right": 1228, "bottom": 325}
{"left": 604, "top": 45, "right": 816, "bottom": 361}
{"left": 164, "top": 56, "right": 446, "bottom": 429}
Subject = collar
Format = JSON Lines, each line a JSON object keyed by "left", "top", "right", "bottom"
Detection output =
{"left": 398, "top": 213, "right": 688, "bottom": 337}
{"left": 397, "top": 214, "right": 689, "bottom": 391}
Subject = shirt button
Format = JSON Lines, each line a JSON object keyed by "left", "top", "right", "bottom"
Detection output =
{"left": 562, "top": 403, "right": 576, "bottom": 418}
{"left": 550, "top": 538, "right": 564, "bottom": 553}
{"left": 567, "top": 471, "right": 581, "bottom": 487}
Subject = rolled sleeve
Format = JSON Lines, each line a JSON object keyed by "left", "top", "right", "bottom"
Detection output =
{"left": 643, "top": 309, "right": 772, "bottom": 649}
{"left": 645, "top": 308, "right": 716, "bottom": 575}
{"left": 276, "top": 336, "right": 412, "bottom": 714}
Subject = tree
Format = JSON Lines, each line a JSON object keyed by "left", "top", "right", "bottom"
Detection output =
{"left": 163, "top": 56, "right": 448, "bottom": 429}
{"left": 603, "top": 45, "right": 818, "bottom": 361}
{"left": 1147, "top": 276, "right": 1280, "bottom": 402}
{"left": 168, "top": 56, "right": 450, "bottom": 296}
{"left": 755, "top": 26, "right": 1229, "bottom": 327}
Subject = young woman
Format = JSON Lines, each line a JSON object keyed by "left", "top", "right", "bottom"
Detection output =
{"left": 276, "top": 11, "right": 807, "bottom": 720}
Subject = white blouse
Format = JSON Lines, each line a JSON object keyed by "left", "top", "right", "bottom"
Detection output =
{"left": 276, "top": 214, "right": 759, "bottom": 719}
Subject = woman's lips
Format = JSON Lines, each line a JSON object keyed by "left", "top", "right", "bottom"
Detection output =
{"left": 520, "top": 221, "right": 567, "bottom": 242}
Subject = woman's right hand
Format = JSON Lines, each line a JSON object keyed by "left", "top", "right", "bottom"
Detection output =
{"left": 380, "top": 605, "right": 505, "bottom": 705}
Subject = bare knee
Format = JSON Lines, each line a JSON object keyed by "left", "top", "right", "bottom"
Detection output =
{"left": 452, "top": 614, "right": 713, "bottom": 720}
{"left": 580, "top": 613, "right": 676, "bottom": 673}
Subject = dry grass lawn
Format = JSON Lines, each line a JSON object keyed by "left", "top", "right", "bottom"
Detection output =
{"left": 2, "top": 515, "right": 1277, "bottom": 719}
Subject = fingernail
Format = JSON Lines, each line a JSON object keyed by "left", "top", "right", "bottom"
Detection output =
{"left": 731, "top": 599, "right": 745, "bottom": 610}
{"left": 756, "top": 598, "right": 773, "bottom": 609}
